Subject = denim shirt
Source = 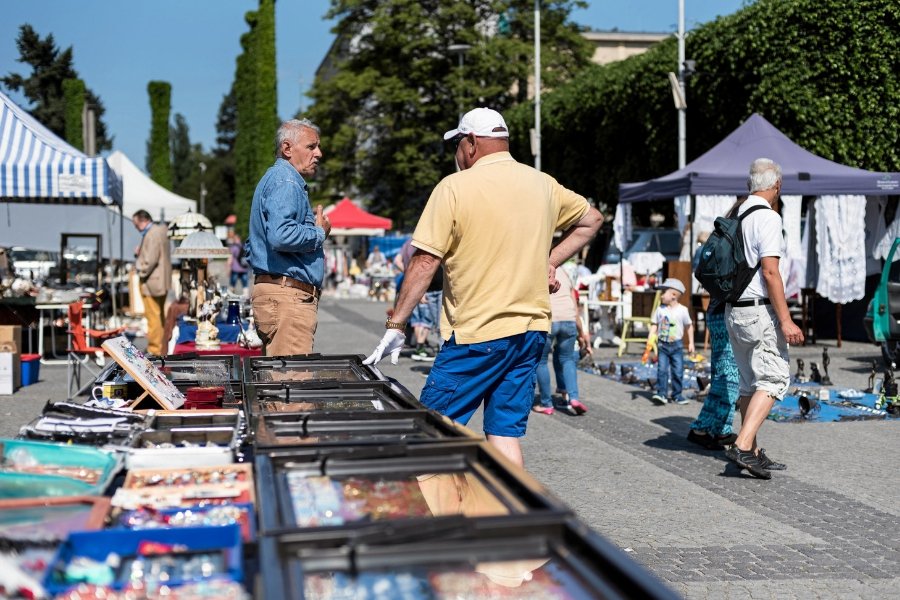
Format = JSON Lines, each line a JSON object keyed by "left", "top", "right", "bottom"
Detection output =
{"left": 247, "top": 158, "right": 326, "bottom": 287}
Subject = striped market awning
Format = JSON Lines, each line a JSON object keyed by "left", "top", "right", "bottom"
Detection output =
{"left": 0, "top": 90, "right": 122, "bottom": 206}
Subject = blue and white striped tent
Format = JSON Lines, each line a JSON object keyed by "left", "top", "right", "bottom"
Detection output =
{"left": 0, "top": 90, "right": 122, "bottom": 205}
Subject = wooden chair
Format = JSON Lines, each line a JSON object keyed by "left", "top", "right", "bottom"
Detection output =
{"left": 66, "top": 301, "right": 126, "bottom": 399}
{"left": 618, "top": 290, "right": 661, "bottom": 357}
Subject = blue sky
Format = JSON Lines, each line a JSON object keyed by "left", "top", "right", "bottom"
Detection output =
{"left": 1, "top": 0, "right": 746, "bottom": 170}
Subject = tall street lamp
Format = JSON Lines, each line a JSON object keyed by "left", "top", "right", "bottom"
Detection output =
{"left": 199, "top": 161, "right": 207, "bottom": 216}
{"left": 448, "top": 43, "right": 472, "bottom": 119}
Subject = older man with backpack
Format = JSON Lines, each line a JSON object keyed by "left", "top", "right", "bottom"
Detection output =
{"left": 695, "top": 158, "right": 803, "bottom": 480}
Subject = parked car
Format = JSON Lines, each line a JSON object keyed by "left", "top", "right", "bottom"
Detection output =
{"left": 863, "top": 236, "right": 900, "bottom": 369}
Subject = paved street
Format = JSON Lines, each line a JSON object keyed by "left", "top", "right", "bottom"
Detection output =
{"left": 3, "top": 297, "right": 899, "bottom": 599}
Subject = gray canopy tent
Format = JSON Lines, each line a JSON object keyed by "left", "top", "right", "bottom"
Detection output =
{"left": 617, "top": 113, "right": 900, "bottom": 343}
{"left": 619, "top": 113, "right": 900, "bottom": 201}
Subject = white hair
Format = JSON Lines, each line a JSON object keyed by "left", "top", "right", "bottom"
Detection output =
{"left": 275, "top": 119, "right": 320, "bottom": 159}
{"left": 747, "top": 158, "right": 782, "bottom": 193}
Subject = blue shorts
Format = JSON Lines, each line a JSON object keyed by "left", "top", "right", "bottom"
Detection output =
{"left": 420, "top": 331, "right": 546, "bottom": 438}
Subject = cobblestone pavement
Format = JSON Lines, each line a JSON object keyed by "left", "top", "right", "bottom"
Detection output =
{"left": 2, "top": 297, "right": 898, "bottom": 599}
{"left": 317, "top": 299, "right": 900, "bottom": 599}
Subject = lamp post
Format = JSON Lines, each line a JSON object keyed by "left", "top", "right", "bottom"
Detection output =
{"left": 676, "top": 0, "right": 689, "bottom": 169}
{"left": 447, "top": 44, "right": 472, "bottom": 119}
{"left": 199, "top": 161, "right": 207, "bottom": 216}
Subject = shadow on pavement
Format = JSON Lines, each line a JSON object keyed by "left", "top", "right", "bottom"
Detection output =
{"left": 643, "top": 416, "right": 733, "bottom": 461}
{"left": 410, "top": 365, "right": 432, "bottom": 377}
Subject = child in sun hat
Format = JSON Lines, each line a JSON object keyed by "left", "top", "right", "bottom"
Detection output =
{"left": 648, "top": 278, "right": 694, "bottom": 405}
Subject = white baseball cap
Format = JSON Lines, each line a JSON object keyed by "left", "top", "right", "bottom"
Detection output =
{"left": 443, "top": 107, "right": 509, "bottom": 140}
{"left": 657, "top": 278, "right": 686, "bottom": 294}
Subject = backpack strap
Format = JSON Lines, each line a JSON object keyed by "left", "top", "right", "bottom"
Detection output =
{"left": 737, "top": 204, "right": 772, "bottom": 222}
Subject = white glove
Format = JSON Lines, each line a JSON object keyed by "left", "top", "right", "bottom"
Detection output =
{"left": 363, "top": 329, "right": 406, "bottom": 365}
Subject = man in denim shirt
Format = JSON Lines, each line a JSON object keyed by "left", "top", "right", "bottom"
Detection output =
{"left": 248, "top": 119, "right": 331, "bottom": 356}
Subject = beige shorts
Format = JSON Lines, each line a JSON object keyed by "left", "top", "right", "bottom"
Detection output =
{"left": 251, "top": 282, "right": 319, "bottom": 356}
{"left": 725, "top": 303, "right": 790, "bottom": 399}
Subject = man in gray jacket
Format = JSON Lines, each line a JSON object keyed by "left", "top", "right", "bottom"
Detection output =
{"left": 132, "top": 209, "right": 172, "bottom": 355}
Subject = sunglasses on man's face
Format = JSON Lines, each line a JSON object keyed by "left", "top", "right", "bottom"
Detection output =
{"left": 447, "top": 134, "right": 466, "bottom": 150}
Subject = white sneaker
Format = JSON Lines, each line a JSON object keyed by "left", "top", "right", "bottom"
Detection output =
{"left": 651, "top": 394, "right": 667, "bottom": 405}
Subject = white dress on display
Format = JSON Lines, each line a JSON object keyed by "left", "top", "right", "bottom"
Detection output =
{"left": 814, "top": 195, "right": 867, "bottom": 303}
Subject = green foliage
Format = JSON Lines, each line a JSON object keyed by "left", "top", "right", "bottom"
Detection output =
{"left": 307, "top": 0, "right": 592, "bottom": 229}
{"left": 232, "top": 0, "right": 278, "bottom": 239}
{"left": 1, "top": 25, "right": 111, "bottom": 151}
{"left": 62, "top": 78, "right": 84, "bottom": 151}
{"left": 211, "top": 87, "right": 237, "bottom": 223}
{"left": 508, "top": 0, "right": 900, "bottom": 218}
{"left": 171, "top": 113, "right": 195, "bottom": 197}
{"left": 147, "top": 81, "right": 173, "bottom": 190}
{"left": 687, "top": 0, "right": 899, "bottom": 171}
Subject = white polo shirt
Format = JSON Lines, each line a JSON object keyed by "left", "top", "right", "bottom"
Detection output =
{"left": 738, "top": 195, "right": 787, "bottom": 300}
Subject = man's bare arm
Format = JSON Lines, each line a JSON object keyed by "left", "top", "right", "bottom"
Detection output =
{"left": 391, "top": 249, "right": 441, "bottom": 324}
{"left": 549, "top": 207, "right": 603, "bottom": 269}
{"left": 760, "top": 256, "right": 803, "bottom": 345}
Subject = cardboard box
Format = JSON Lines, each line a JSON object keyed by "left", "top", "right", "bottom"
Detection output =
{"left": 0, "top": 325, "right": 22, "bottom": 351}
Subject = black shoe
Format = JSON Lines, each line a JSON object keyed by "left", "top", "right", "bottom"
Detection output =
{"left": 724, "top": 446, "right": 772, "bottom": 480}
{"left": 757, "top": 448, "right": 787, "bottom": 470}
{"left": 687, "top": 430, "right": 736, "bottom": 450}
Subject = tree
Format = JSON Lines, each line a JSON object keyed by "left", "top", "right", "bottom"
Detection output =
{"left": 171, "top": 113, "right": 194, "bottom": 196}
{"left": 215, "top": 86, "right": 237, "bottom": 155}
{"left": 505, "top": 0, "right": 900, "bottom": 217}
{"left": 1, "top": 24, "right": 112, "bottom": 151}
{"left": 232, "top": 0, "right": 278, "bottom": 239}
{"left": 147, "top": 81, "right": 173, "bottom": 190}
{"left": 62, "top": 78, "right": 84, "bottom": 151}
{"left": 211, "top": 87, "right": 237, "bottom": 219}
{"left": 306, "top": 0, "right": 592, "bottom": 228}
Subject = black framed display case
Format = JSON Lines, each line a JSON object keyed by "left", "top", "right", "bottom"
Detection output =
{"left": 254, "top": 441, "right": 570, "bottom": 538}
{"left": 259, "top": 517, "right": 680, "bottom": 600}
{"left": 243, "top": 354, "right": 385, "bottom": 385}
{"left": 243, "top": 381, "right": 423, "bottom": 427}
{"left": 254, "top": 409, "right": 480, "bottom": 450}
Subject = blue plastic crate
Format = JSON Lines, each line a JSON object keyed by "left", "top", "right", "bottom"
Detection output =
{"left": 44, "top": 524, "right": 243, "bottom": 595}
{"left": 20, "top": 354, "right": 40, "bottom": 386}
{"left": 0, "top": 439, "right": 120, "bottom": 498}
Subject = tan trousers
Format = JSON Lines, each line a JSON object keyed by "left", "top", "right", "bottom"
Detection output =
{"left": 251, "top": 282, "right": 318, "bottom": 356}
{"left": 142, "top": 294, "right": 167, "bottom": 356}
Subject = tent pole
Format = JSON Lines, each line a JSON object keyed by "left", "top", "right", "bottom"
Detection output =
{"left": 113, "top": 202, "right": 123, "bottom": 325}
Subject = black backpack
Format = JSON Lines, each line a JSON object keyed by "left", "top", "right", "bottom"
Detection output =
{"left": 694, "top": 205, "right": 771, "bottom": 303}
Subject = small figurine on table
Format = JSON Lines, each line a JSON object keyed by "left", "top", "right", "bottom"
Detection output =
{"left": 194, "top": 297, "right": 222, "bottom": 351}
{"left": 820, "top": 347, "right": 833, "bottom": 386}
{"left": 795, "top": 358, "right": 807, "bottom": 383}
{"left": 809, "top": 362, "right": 822, "bottom": 384}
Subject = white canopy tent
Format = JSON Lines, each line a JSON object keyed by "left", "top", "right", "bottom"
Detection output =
{"left": 0, "top": 89, "right": 134, "bottom": 256}
{"left": 0, "top": 90, "right": 121, "bottom": 206}
{"left": 107, "top": 150, "right": 196, "bottom": 222}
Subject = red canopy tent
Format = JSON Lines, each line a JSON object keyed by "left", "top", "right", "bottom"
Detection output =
{"left": 324, "top": 197, "right": 392, "bottom": 235}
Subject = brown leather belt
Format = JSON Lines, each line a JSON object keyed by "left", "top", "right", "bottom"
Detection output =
{"left": 254, "top": 273, "right": 321, "bottom": 299}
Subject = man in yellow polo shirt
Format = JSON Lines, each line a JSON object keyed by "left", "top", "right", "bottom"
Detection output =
{"left": 364, "top": 107, "right": 602, "bottom": 467}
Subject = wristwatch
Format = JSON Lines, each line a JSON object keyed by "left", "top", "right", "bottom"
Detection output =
{"left": 385, "top": 318, "right": 407, "bottom": 330}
